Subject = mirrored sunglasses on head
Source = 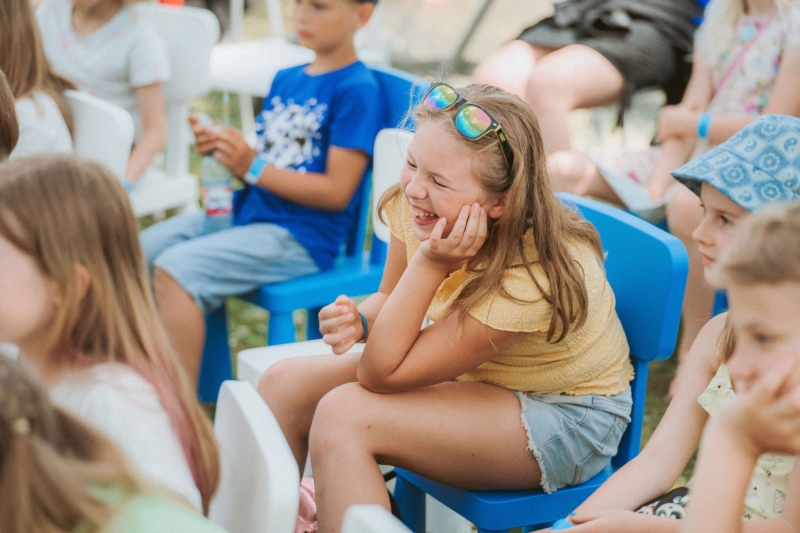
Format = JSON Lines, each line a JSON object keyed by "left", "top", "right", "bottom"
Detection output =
{"left": 422, "top": 83, "right": 515, "bottom": 171}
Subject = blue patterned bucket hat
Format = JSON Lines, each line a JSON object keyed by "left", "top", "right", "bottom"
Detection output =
{"left": 671, "top": 114, "right": 800, "bottom": 211}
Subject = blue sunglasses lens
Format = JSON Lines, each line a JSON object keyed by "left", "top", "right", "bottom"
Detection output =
{"left": 424, "top": 84, "right": 458, "bottom": 111}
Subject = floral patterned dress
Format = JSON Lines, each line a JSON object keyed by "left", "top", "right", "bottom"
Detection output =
{"left": 593, "top": 6, "right": 800, "bottom": 220}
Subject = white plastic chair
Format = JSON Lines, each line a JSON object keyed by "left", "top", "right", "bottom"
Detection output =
{"left": 130, "top": 4, "right": 219, "bottom": 219}
{"left": 64, "top": 90, "right": 135, "bottom": 182}
{"left": 210, "top": 380, "right": 300, "bottom": 533}
{"left": 343, "top": 505, "right": 412, "bottom": 533}
{"left": 210, "top": 0, "right": 389, "bottom": 140}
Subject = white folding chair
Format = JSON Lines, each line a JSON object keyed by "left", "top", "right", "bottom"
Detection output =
{"left": 130, "top": 4, "right": 219, "bottom": 219}
{"left": 64, "top": 90, "right": 135, "bottom": 182}
{"left": 210, "top": 380, "right": 300, "bottom": 533}
{"left": 210, "top": 0, "right": 389, "bottom": 141}
{"left": 343, "top": 505, "right": 412, "bottom": 533}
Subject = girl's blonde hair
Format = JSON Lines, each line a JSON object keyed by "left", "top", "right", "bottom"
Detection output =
{"left": 0, "top": 69, "right": 18, "bottom": 160}
{"left": 0, "top": 356, "right": 142, "bottom": 533}
{"left": 0, "top": 0, "right": 76, "bottom": 127}
{"left": 701, "top": 0, "right": 795, "bottom": 74}
{"left": 380, "top": 83, "right": 603, "bottom": 342}
{"left": 0, "top": 155, "right": 220, "bottom": 512}
{"left": 716, "top": 202, "right": 800, "bottom": 361}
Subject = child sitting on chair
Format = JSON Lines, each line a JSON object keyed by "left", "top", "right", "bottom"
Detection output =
{"left": 141, "top": 0, "right": 383, "bottom": 384}
{"left": 35, "top": 0, "right": 169, "bottom": 186}
{"left": 682, "top": 202, "right": 800, "bottom": 533}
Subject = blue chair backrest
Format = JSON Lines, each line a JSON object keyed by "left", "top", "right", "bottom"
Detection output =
{"left": 560, "top": 194, "right": 688, "bottom": 466}
{"left": 344, "top": 66, "right": 429, "bottom": 262}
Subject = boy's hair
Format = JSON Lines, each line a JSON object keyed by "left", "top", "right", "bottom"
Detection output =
{"left": 0, "top": 0, "right": 76, "bottom": 128}
{"left": 0, "top": 69, "right": 18, "bottom": 160}
{"left": 0, "top": 155, "right": 219, "bottom": 513}
{"left": 380, "top": 83, "right": 603, "bottom": 343}
{"left": 716, "top": 202, "right": 800, "bottom": 362}
{"left": 0, "top": 356, "right": 142, "bottom": 533}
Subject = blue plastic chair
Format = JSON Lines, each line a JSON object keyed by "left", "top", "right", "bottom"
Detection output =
{"left": 393, "top": 193, "right": 689, "bottom": 533}
{"left": 198, "top": 66, "right": 429, "bottom": 401}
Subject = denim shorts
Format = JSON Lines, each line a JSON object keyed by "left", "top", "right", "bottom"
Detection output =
{"left": 140, "top": 212, "right": 319, "bottom": 313}
{"left": 515, "top": 386, "right": 632, "bottom": 493}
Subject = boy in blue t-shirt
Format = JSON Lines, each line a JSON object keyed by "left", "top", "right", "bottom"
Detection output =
{"left": 141, "top": 0, "right": 383, "bottom": 382}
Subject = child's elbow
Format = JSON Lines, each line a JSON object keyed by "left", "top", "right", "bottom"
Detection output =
{"left": 356, "top": 367, "right": 404, "bottom": 394}
{"left": 326, "top": 192, "right": 354, "bottom": 212}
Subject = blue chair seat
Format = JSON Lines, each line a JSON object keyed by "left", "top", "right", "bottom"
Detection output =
{"left": 396, "top": 465, "right": 616, "bottom": 533}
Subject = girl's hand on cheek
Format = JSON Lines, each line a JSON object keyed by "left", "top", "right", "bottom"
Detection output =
{"left": 319, "top": 295, "right": 362, "bottom": 354}
{"left": 418, "top": 202, "right": 487, "bottom": 270}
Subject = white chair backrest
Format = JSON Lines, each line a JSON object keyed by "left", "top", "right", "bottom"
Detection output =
{"left": 342, "top": 505, "right": 412, "bottom": 533}
{"left": 210, "top": 381, "right": 300, "bottom": 533}
{"left": 134, "top": 4, "right": 219, "bottom": 102}
{"left": 64, "top": 90, "right": 134, "bottom": 181}
{"left": 372, "top": 128, "right": 413, "bottom": 244}
{"left": 133, "top": 4, "right": 219, "bottom": 177}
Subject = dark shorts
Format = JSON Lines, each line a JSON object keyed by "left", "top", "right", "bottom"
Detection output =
{"left": 519, "top": 17, "right": 689, "bottom": 106}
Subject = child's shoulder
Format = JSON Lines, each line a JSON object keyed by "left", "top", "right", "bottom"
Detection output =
{"left": 51, "top": 363, "right": 159, "bottom": 418}
{"left": 274, "top": 61, "right": 379, "bottom": 93}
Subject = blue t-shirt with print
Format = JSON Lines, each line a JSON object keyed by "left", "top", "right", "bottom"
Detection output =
{"left": 233, "top": 61, "right": 383, "bottom": 271}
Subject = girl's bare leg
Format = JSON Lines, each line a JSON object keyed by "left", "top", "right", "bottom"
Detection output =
{"left": 548, "top": 150, "right": 623, "bottom": 205}
{"left": 310, "top": 381, "right": 541, "bottom": 533}
{"left": 667, "top": 186, "right": 716, "bottom": 363}
{"left": 258, "top": 354, "right": 360, "bottom": 473}
{"left": 472, "top": 41, "right": 553, "bottom": 99}
{"left": 525, "top": 45, "right": 624, "bottom": 154}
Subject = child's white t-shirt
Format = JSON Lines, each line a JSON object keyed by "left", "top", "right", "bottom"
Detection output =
{"left": 36, "top": 0, "right": 171, "bottom": 137}
{"left": 11, "top": 91, "right": 74, "bottom": 159}
{"left": 50, "top": 363, "right": 202, "bottom": 512}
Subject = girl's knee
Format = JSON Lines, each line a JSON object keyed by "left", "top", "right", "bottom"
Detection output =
{"left": 257, "top": 358, "right": 297, "bottom": 405}
{"left": 309, "top": 383, "right": 371, "bottom": 454}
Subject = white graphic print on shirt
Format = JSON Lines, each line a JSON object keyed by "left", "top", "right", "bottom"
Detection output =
{"left": 255, "top": 96, "right": 327, "bottom": 172}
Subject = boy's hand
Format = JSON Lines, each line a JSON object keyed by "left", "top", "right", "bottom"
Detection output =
{"left": 319, "top": 295, "right": 363, "bottom": 354}
{"left": 210, "top": 127, "right": 259, "bottom": 180}
{"left": 417, "top": 203, "right": 487, "bottom": 270}
{"left": 716, "top": 356, "right": 800, "bottom": 456}
{"left": 188, "top": 112, "right": 217, "bottom": 155}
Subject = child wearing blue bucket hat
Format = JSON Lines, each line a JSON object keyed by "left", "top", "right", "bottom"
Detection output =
{"left": 681, "top": 202, "right": 800, "bottom": 533}
{"left": 553, "top": 114, "right": 800, "bottom": 532}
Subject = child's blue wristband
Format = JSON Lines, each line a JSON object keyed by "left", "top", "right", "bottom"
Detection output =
{"left": 122, "top": 177, "right": 133, "bottom": 191}
{"left": 244, "top": 156, "right": 267, "bottom": 185}
{"left": 551, "top": 518, "right": 573, "bottom": 530}
{"left": 697, "top": 113, "right": 713, "bottom": 141}
{"left": 358, "top": 311, "right": 369, "bottom": 342}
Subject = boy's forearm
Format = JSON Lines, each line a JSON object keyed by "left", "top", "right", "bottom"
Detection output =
{"left": 682, "top": 423, "right": 758, "bottom": 533}
{"left": 252, "top": 165, "right": 352, "bottom": 210}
